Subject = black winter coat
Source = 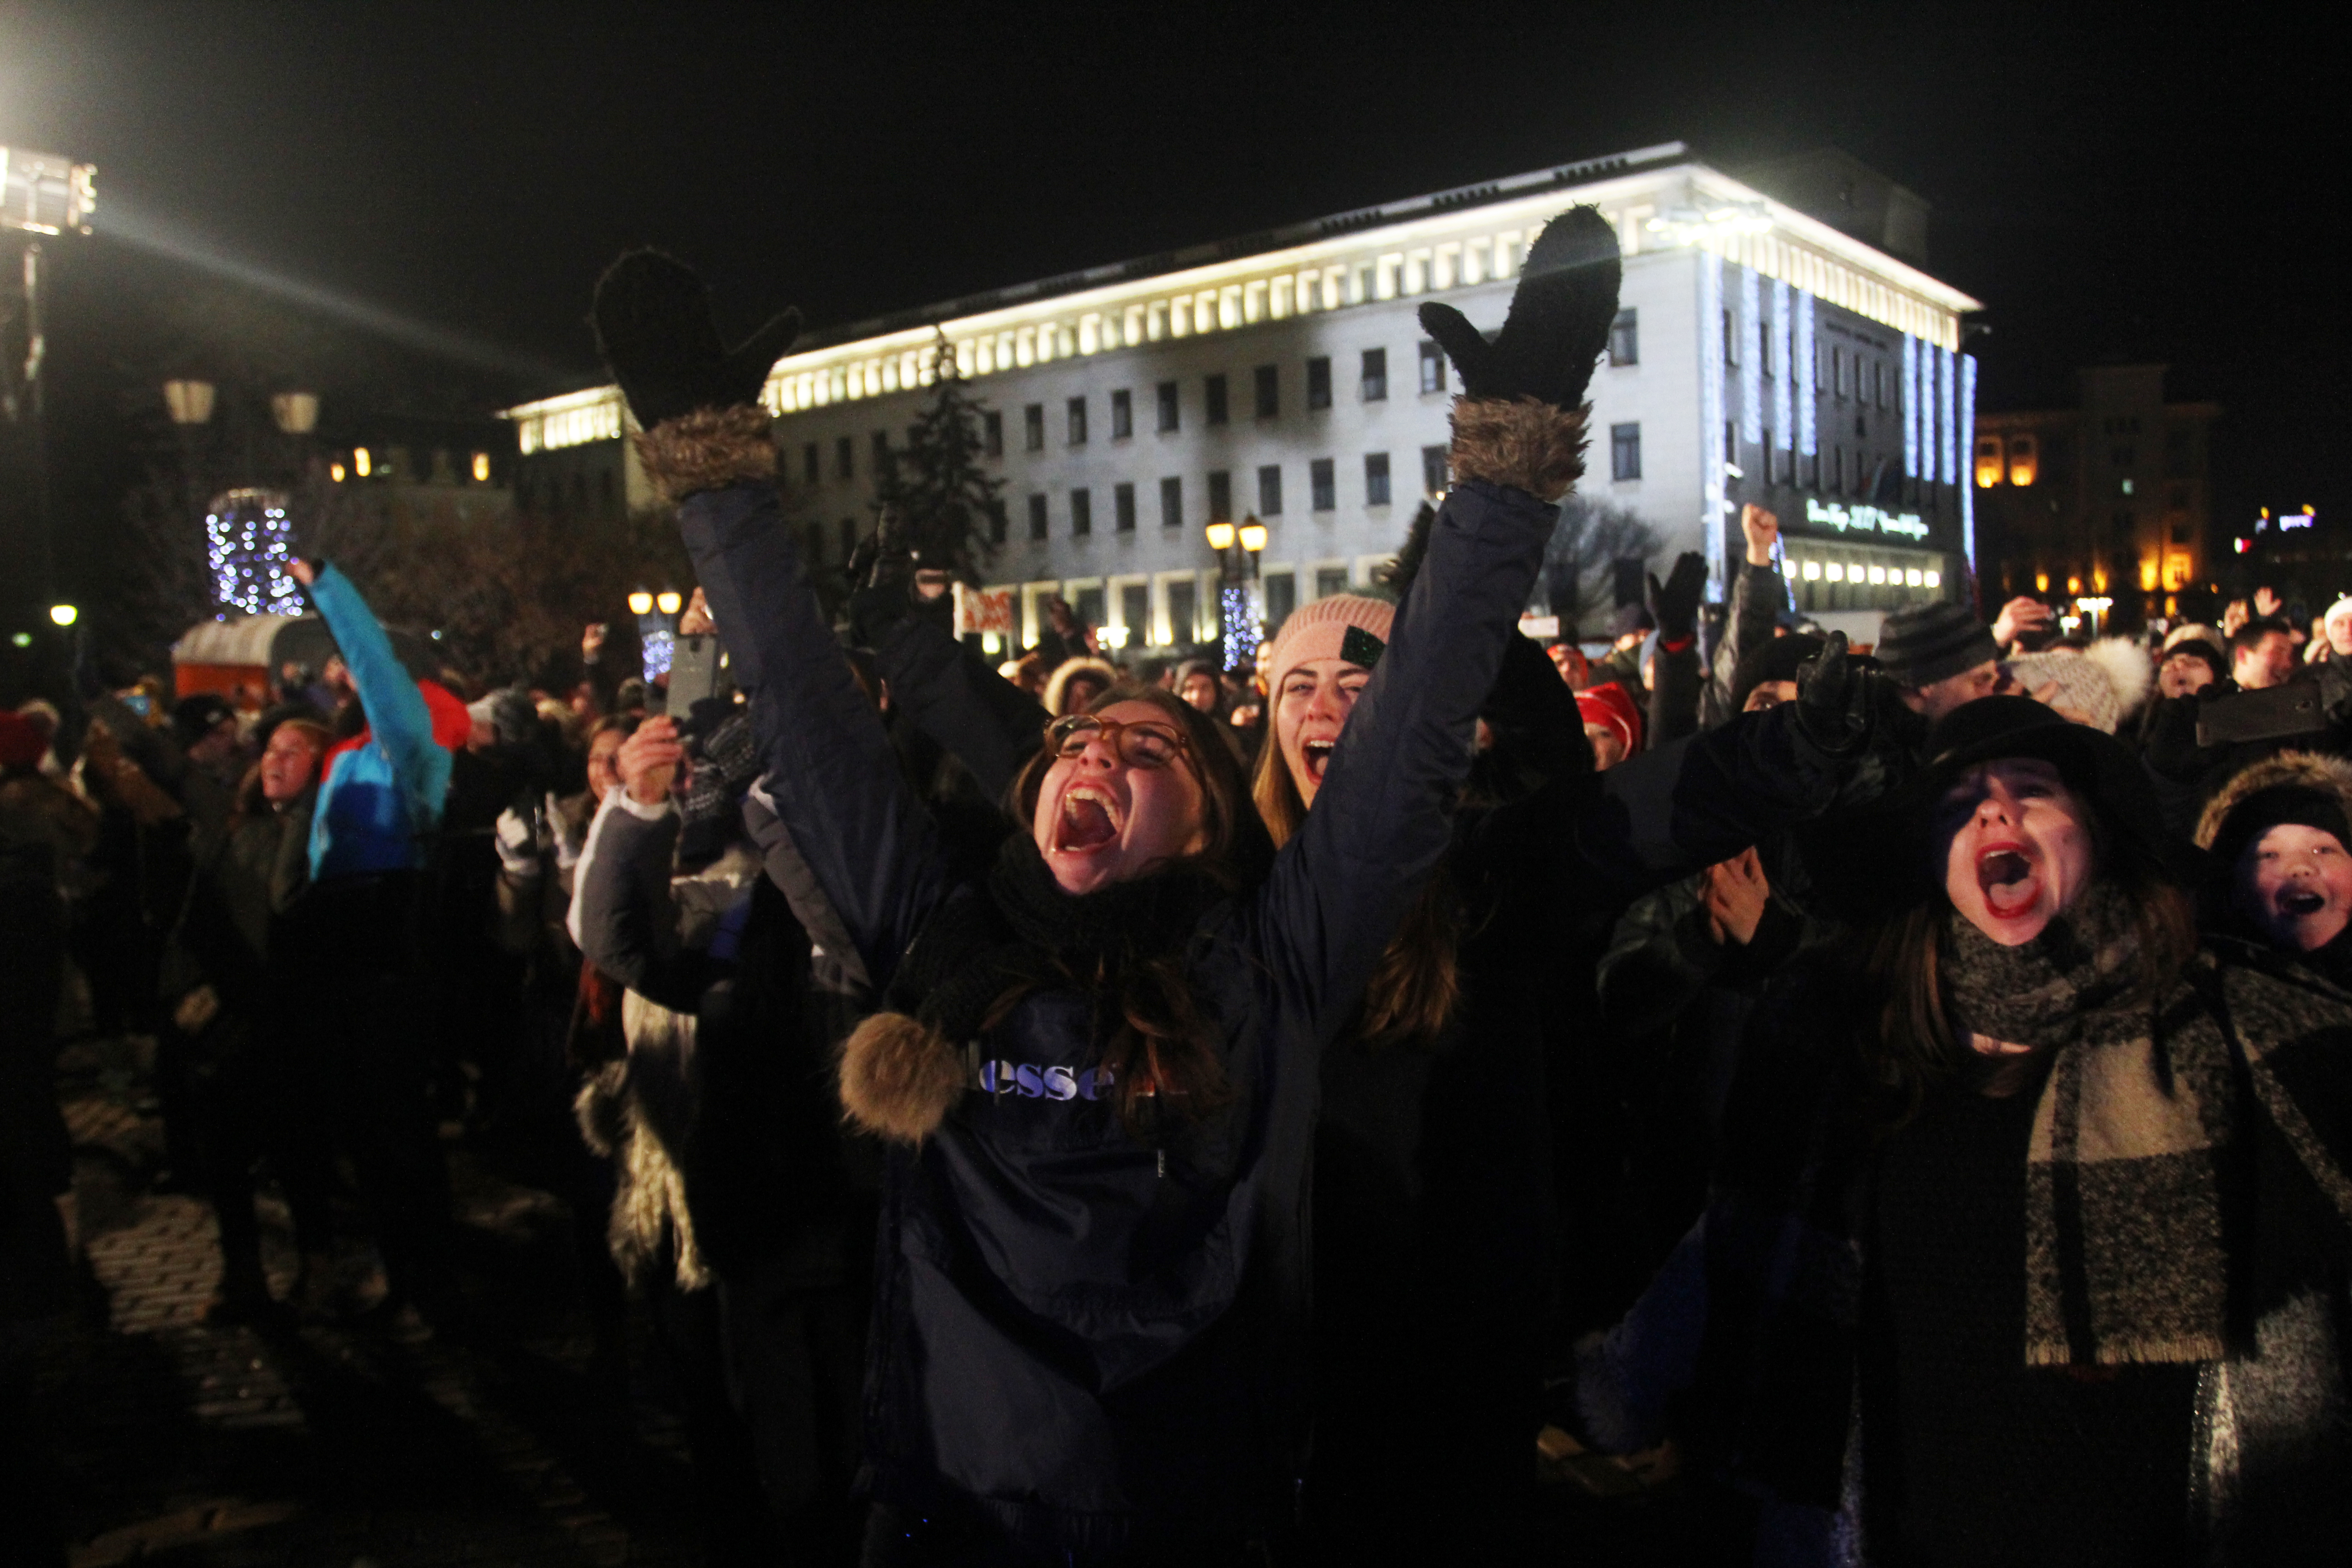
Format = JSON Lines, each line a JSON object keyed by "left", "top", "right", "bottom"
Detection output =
{"left": 681, "top": 473, "right": 1554, "bottom": 1550}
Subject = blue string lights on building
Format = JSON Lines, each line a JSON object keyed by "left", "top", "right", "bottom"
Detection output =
{"left": 205, "top": 489, "right": 304, "bottom": 617}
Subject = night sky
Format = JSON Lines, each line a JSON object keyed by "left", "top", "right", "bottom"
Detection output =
{"left": 2, "top": 0, "right": 2343, "bottom": 538}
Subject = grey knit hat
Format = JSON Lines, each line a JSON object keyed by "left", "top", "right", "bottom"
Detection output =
{"left": 1876, "top": 601, "right": 1998, "bottom": 689}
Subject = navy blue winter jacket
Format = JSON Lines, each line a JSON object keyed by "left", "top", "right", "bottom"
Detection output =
{"left": 678, "top": 471, "right": 1554, "bottom": 1549}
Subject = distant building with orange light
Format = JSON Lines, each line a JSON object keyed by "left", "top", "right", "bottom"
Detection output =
{"left": 1972, "top": 364, "right": 2218, "bottom": 624}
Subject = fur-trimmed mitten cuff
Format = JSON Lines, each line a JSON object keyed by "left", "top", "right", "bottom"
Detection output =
{"left": 1448, "top": 396, "right": 1588, "bottom": 504}
{"left": 633, "top": 404, "right": 778, "bottom": 502}
{"left": 838, "top": 1012, "right": 965, "bottom": 1143}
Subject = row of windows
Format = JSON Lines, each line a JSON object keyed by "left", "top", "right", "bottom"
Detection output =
{"left": 963, "top": 449, "right": 1455, "bottom": 544}
{"left": 1722, "top": 304, "right": 1894, "bottom": 409}
{"left": 793, "top": 348, "right": 1462, "bottom": 485}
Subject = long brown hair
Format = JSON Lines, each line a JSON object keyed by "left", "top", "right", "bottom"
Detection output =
{"left": 1250, "top": 714, "right": 1460, "bottom": 1046}
{"left": 1855, "top": 785, "right": 2197, "bottom": 1127}
{"left": 1005, "top": 683, "right": 1259, "bottom": 1130}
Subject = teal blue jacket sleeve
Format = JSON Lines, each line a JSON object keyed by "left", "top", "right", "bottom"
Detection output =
{"left": 309, "top": 564, "right": 438, "bottom": 799}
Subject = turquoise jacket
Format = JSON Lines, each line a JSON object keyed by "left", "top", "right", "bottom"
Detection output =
{"left": 306, "top": 564, "right": 452, "bottom": 882}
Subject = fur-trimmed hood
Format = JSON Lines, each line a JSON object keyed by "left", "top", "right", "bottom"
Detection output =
{"left": 2195, "top": 750, "right": 2352, "bottom": 851}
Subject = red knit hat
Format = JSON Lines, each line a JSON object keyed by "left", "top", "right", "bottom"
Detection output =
{"left": 1575, "top": 682, "right": 1644, "bottom": 756}
{"left": 0, "top": 710, "right": 46, "bottom": 769}
{"left": 1263, "top": 594, "right": 1397, "bottom": 685}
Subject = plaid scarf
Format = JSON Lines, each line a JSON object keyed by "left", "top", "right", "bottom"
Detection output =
{"left": 1940, "top": 890, "right": 2352, "bottom": 1366}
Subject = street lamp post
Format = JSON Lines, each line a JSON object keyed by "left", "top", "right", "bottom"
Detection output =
{"left": 3, "top": 147, "right": 97, "bottom": 614}
{"left": 1205, "top": 515, "right": 1269, "bottom": 670}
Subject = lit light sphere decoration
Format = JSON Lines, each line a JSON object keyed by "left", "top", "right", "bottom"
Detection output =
{"left": 206, "top": 488, "right": 304, "bottom": 616}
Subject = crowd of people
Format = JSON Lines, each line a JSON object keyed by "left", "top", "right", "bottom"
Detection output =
{"left": 5, "top": 208, "right": 2351, "bottom": 1566}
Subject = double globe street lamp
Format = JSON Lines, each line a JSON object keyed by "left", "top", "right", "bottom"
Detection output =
{"left": 1205, "top": 515, "right": 1268, "bottom": 670}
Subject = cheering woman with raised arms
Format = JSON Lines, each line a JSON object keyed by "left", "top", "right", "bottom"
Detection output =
{"left": 587, "top": 211, "right": 1622, "bottom": 1565}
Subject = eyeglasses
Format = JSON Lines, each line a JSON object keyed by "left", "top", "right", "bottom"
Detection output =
{"left": 1044, "top": 713, "right": 1192, "bottom": 770}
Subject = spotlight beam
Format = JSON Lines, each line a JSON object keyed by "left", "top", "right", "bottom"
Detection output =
{"left": 99, "top": 193, "right": 568, "bottom": 382}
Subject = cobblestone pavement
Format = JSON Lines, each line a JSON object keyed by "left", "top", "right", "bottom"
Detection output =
{"left": 39, "top": 1037, "right": 702, "bottom": 1568}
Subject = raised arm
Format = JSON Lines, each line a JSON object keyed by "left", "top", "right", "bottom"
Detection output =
{"left": 299, "top": 562, "right": 442, "bottom": 804}
{"left": 870, "top": 610, "right": 1048, "bottom": 804}
{"left": 591, "top": 250, "right": 944, "bottom": 985}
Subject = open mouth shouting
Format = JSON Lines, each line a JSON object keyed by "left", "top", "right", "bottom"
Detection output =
{"left": 1976, "top": 841, "right": 2040, "bottom": 919}
{"left": 1299, "top": 736, "right": 1337, "bottom": 788}
{"left": 2279, "top": 887, "right": 2329, "bottom": 918}
{"left": 1054, "top": 784, "right": 1123, "bottom": 854}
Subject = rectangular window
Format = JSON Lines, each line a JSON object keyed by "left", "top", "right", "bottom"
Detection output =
{"left": 1027, "top": 493, "right": 1048, "bottom": 540}
{"left": 1725, "top": 421, "right": 1737, "bottom": 462}
{"left": 1761, "top": 431, "right": 1775, "bottom": 481}
{"left": 1070, "top": 488, "right": 1093, "bottom": 536}
{"left": 1208, "top": 469, "right": 1232, "bottom": 520}
{"left": 1831, "top": 347, "right": 1845, "bottom": 400}
{"left": 1205, "top": 374, "right": 1229, "bottom": 426}
{"left": 1364, "top": 452, "right": 1392, "bottom": 506}
{"left": 1264, "top": 572, "right": 1296, "bottom": 631}
{"left": 1156, "top": 380, "right": 1180, "bottom": 433}
{"left": 1832, "top": 446, "right": 1846, "bottom": 494}
{"left": 1254, "top": 364, "right": 1279, "bottom": 419}
{"left": 1167, "top": 579, "right": 1198, "bottom": 645}
{"left": 805, "top": 521, "right": 825, "bottom": 564}
{"left": 986, "top": 500, "right": 1007, "bottom": 545}
{"left": 839, "top": 517, "right": 858, "bottom": 559}
{"left": 1067, "top": 397, "right": 1088, "bottom": 445}
{"left": 872, "top": 431, "right": 891, "bottom": 471}
{"left": 1113, "top": 481, "right": 1136, "bottom": 532}
{"left": 1306, "top": 356, "right": 1331, "bottom": 410}
{"left": 1361, "top": 348, "right": 1387, "bottom": 402}
{"left": 1421, "top": 444, "right": 1448, "bottom": 496}
{"left": 1159, "top": 475, "right": 1183, "bottom": 528}
{"left": 836, "top": 435, "right": 854, "bottom": 479}
{"left": 1611, "top": 422, "right": 1642, "bottom": 482}
{"left": 1120, "top": 583, "right": 1149, "bottom": 642}
{"left": 983, "top": 411, "right": 1003, "bottom": 457}
{"left": 1258, "top": 464, "right": 1283, "bottom": 515}
{"left": 1110, "top": 389, "right": 1132, "bottom": 439}
{"left": 1075, "top": 586, "right": 1104, "bottom": 631}
{"left": 1609, "top": 309, "right": 1639, "bottom": 366}
{"left": 1419, "top": 340, "right": 1445, "bottom": 394}
{"left": 1310, "top": 458, "right": 1335, "bottom": 511}
{"left": 802, "top": 442, "right": 820, "bottom": 485}
{"left": 1024, "top": 403, "right": 1044, "bottom": 451}
{"left": 1723, "top": 309, "right": 1738, "bottom": 365}
{"left": 1315, "top": 566, "right": 1349, "bottom": 599}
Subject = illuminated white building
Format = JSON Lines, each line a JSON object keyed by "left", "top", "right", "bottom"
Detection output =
{"left": 505, "top": 142, "right": 1984, "bottom": 652}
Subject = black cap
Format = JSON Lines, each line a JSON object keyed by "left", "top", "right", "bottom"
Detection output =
{"left": 1876, "top": 601, "right": 1999, "bottom": 689}
{"left": 1815, "top": 696, "right": 2200, "bottom": 915}
{"left": 2208, "top": 784, "right": 2352, "bottom": 872}
{"left": 170, "top": 693, "right": 236, "bottom": 748}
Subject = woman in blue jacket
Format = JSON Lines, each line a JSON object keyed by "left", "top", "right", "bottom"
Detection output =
{"left": 588, "top": 218, "right": 1617, "bottom": 1562}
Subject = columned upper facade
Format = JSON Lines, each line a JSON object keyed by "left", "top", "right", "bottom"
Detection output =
{"left": 505, "top": 142, "right": 1984, "bottom": 652}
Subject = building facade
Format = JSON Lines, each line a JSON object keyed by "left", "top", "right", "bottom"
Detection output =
{"left": 1971, "top": 364, "right": 2220, "bottom": 626}
{"left": 505, "top": 142, "right": 1983, "bottom": 654}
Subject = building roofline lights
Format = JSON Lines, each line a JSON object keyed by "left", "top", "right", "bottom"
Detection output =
{"left": 500, "top": 141, "right": 1983, "bottom": 445}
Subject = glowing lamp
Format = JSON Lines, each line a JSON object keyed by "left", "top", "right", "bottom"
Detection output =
{"left": 330, "top": 462, "right": 346, "bottom": 483}
{"left": 162, "top": 379, "right": 216, "bottom": 426}
{"left": 472, "top": 452, "right": 491, "bottom": 482}
{"left": 2067, "top": 577, "right": 2082, "bottom": 594}
{"left": 627, "top": 591, "right": 655, "bottom": 616}
{"left": 655, "top": 591, "right": 683, "bottom": 617}
{"left": 10, "top": 632, "right": 29, "bottom": 647}
{"left": 1238, "top": 522, "right": 1268, "bottom": 553}
{"left": 2141, "top": 559, "right": 2161, "bottom": 590}
{"left": 1205, "top": 521, "right": 1236, "bottom": 551}
{"left": 2035, "top": 573, "right": 2050, "bottom": 592}
{"left": 49, "top": 603, "right": 77, "bottom": 627}
{"left": 354, "top": 447, "right": 372, "bottom": 478}
{"left": 1101, "top": 624, "right": 1131, "bottom": 649}
{"left": 270, "top": 392, "right": 319, "bottom": 435}
{"left": 1925, "top": 571, "right": 1941, "bottom": 588}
